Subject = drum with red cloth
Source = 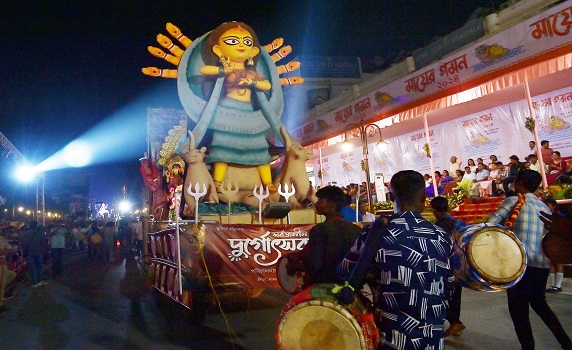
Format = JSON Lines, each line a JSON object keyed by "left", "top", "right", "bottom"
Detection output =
{"left": 276, "top": 283, "right": 379, "bottom": 350}
{"left": 451, "top": 223, "right": 527, "bottom": 292}
{"left": 276, "top": 255, "right": 306, "bottom": 295}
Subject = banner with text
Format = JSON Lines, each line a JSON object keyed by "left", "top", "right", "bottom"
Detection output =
{"left": 202, "top": 224, "right": 313, "bottom": 289}
{"left": 292, "top": 1, "right": 572, "bottom": 146}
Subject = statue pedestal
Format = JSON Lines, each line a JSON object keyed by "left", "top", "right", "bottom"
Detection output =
{"left": 198, "top": 208, "right": 323, "bottom": 225}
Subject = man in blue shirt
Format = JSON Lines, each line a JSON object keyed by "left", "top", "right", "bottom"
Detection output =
{"left": 488, "top": 170, "right": 571, "bottom": 350}
{"left": 339, "top": 170, "right": 453, "bottom": 349}
{"left": 340, "top": 193, "right": 363, "bottom": 222}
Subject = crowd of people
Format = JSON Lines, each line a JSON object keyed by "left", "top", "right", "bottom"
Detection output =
{"left": 0, "top": 215, "right": 145, "bottom": 297}
{"left": 286, "top": 168, "right": 571, "bottom": 349}
{"left": 425, "top": 139, "right": 571, "bottom": 199}
{"left": 2, "top": 145, "right": 570, "bottom": 348}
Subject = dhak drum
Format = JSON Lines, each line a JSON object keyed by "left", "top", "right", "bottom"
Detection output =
{"left": 276, "top": 283, "right": 379, "bottom": 350}
{"left": 451, "top": 223, "right": 526, "bottom": 292}
{"left": 277, "top": 255, "right": 306, "bottom": 295}
{"left": 90, "top": 233, "right": 102, "bottom": 244}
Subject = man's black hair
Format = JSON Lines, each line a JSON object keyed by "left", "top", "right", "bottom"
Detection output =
{"left": 430, "top": 196, "right": 449, "bottom": 213}
{"left": 390, "top": 170, "right": 425, "bottom": 205}
{"left": 541, "top": 140, "right": 549, "bottom": 146}
{"left": 315, "top": 185, "right": 346, "bottom": 211}
{"left": 509, "top": 155, "right": 519, "bottom": 161}
{"left": 515, "top": 169, "right": 541, "bottom": 192}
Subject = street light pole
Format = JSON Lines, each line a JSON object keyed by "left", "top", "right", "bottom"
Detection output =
{"left": 341, "top": 115, "right": 386, "bottom": 212}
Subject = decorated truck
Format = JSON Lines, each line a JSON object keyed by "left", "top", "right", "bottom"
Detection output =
{"left": 139, "top": 21, "right": 320, "bottom": 323}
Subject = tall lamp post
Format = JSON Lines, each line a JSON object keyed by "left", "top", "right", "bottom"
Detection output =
{"left": 340, "top": 116, "right": 387, "bottom": 211}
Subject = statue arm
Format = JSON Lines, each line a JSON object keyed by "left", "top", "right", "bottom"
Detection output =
{"left": 200, "top": 65, "right": 223, "bottom": 76}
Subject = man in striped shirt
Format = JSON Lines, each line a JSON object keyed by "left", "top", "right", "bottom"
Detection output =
{"left": 488, "top": 169, "right": 571, "bottom": 350}
{"left": 339, "top": 170, "right": 453, "bottom": 350}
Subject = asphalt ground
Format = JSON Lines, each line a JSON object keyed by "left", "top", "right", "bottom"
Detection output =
{"left": 0, "top": 250, "right": 570, "bottom": 349}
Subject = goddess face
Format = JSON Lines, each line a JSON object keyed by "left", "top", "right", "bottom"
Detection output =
{"left": 213, "top": 26, "right": 260, "bottom": 62}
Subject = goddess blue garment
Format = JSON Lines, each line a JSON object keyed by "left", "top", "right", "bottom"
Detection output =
{"left": 338, "top": 212, "right": 453, "bottom": 349}
{"left": 177, "top": 31, "right": 285, "bottom": 166}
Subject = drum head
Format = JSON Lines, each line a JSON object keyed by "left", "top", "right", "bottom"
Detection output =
{"left": 467, "top": 227, "right": 526, "bottom": 284}
{"left": 277, "top": 256, "right": 303, "bottom": 295}
{"left": 277, "top": 300, "right": 365, "bottom": 350}
{"left": 90, "top": 233, "right": 102, "bottom": 244}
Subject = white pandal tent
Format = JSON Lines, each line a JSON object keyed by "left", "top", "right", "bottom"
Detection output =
{"left": 295, "top": 1, "right": 572, "bottom": 190}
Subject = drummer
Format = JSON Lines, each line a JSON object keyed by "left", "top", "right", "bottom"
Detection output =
{"left": 286, "top": 185, "right": 361, "bottom": 284}
{"left": 430, "top": 196, "right": 468, "bottom": 337}
{"left": 338, "top": 170, "right": 453, "bottom": 349}
{"left": 487, "top": 169, "right": 572, "bottom": 350}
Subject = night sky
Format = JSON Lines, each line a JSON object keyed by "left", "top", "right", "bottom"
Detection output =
{"left": 0, "top": 0, "right": 501, "bottom": 207}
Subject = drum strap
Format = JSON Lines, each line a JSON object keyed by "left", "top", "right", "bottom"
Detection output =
{"left": 502, "top": 193, "right": 526, "bottom": 229}
{"left": 346, "top": 218, "right": 387, "bottom": 290}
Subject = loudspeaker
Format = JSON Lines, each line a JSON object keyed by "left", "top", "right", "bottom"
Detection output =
{"left": 262, "top": 202, "right": 292, "bottom": 219}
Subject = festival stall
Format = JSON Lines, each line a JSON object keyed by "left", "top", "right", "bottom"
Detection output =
{"left": 294, "top": 1, "right": 572, "bottom": 189}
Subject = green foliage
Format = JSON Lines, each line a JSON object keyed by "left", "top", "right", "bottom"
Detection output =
{"left": 545, "top": 184, "right": 572, "bottom": 200}
{"left": 372, "top": 201, "right": 393, "bottom": 212}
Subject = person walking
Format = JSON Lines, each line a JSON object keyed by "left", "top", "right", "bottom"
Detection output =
{"left": 49, "top": 221, "right": 67, "bottom": 279}
{"left": 102, "top": 221, "right": 118, "bottom": 263}
{"left": 488, "top": 170, "right": 572, "bottom": 350}
{"left": 430, "top": 196, "right": 468, "bottom": 336}
{"left": 18, "top": 221, "right": 48, "bottom": 287}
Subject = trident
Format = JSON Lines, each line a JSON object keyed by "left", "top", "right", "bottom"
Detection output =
{"left": 278, "top": 183, "right": 296, "bottom": 224}
{"left": 253, "top": 184, "right": 269, "bottom": 224}
{"left": 220, "top": 181, "right": 239, "bottom": 224}
{"left": 187, "top": 182, "right": 207, "bottom": 224}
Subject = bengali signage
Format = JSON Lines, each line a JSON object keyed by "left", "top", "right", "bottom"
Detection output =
{"left": 202, "top": 223, "right": 314, "bottom": 289}
{"left": 294, "top": 1, "right": 572, "bottom": 147}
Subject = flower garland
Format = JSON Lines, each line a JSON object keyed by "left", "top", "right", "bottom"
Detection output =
{"left": 504, "top": 193, "right": 525, "bottom": 228}
{"left": 525, "top": 117, "right": 535, "bottom": 133}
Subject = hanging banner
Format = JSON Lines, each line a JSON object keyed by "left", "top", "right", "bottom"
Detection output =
{"left": 202, "top": 224, "right": 314, "bottom": 289}
{"left": 292, "top": 1, "right": 572, "bottom": 146}
{"left": 368, "top": 141, "right": 401, "bottom": 183}
{"left": 339, "top": 148, "right": 363, "bottom": 184}
{"left": 511, "top": 86, "right": 572, "bottom": 155}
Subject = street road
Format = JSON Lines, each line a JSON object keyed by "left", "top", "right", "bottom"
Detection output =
{"left": 0, "top": 251, "right": 570, "bottom": 349}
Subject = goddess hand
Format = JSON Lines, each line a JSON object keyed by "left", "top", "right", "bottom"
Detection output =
{"left": 238, "top": 78, "right": 257, "bottom": 87}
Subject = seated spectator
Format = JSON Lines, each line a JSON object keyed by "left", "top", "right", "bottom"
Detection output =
{"left": 462, "top": 166, "right": 476, "bottom": 182}
{"left": 526, "top": 154, "right": 541, "bottom": 173}
{"left": 441, "top": 170, "right": 455, "bottom": 184}
{"left": 453, "top": 169, "right": 464, "bottom": 182}
{"left": 468, "top": 159, "right": 477, "bottom": 173}
{"left": 424, "top": 173, "right": 433, "bottom": 187}
{"left": 340, "top": 193, "right": 363, "bottom": 222}
{"left": 493, "top": 161, "right": 509, "bottom": 195}
{"left": 434, "top": 171, "right": 443, "bottom": 187}
{"left": 502, "top": 155, "right": 525, "bottom": 194}
{"left": 442, "top": 170, "right": 460, "bottom": 195}
{"left": 546, "top": 151, "right": 567, "bottom": 185}
{"left": 474, "top": 163, "right": 491, "bottom": 197}
{"left": 488, "top": 155, "right": 498, "bottom": 171}
{"left": 358, "top": 201, "right": 376, "bottom": 222}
